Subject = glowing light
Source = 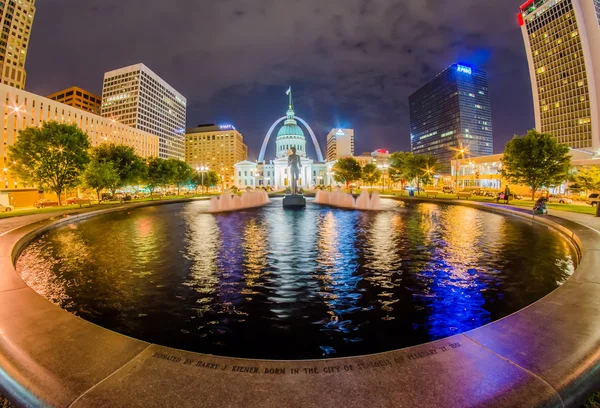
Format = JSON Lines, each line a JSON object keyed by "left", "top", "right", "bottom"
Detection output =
{"left": 219, "top": 124, "right": 235, "bottom": 130}
{"left": 457, "top": 65, "right": 472, "bottom": 75}
{"left": 335, "top": 129, "right": 345, "bottom": 136}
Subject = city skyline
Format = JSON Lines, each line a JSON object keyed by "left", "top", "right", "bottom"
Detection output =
{"left": 26, "top": 0, "right": 532, "bottom": 159}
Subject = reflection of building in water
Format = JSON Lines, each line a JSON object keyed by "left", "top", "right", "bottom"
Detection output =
{"left": 417, "top": 205, "right": 494, "bottom": 339}
{"left": 235, "top": 90, "right": 334, "bottom": 189}
{"left": 183, "top": 212, "right": 220, "bottom": 295}
{"left": 314, "top": 211, "right": 362, "bottom": 340}
{"left": 242, "top": 218, "right": 269, "bottom": 290}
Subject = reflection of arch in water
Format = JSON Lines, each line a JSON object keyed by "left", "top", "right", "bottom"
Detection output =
{"left": 258, "top": 116, "right": 324, "bottom": 163}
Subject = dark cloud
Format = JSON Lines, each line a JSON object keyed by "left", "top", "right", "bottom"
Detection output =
{"left": 26, "top": 0, "right": 533, "bottom": 159}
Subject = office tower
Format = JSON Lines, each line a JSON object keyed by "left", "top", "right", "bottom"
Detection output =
{"left": 185, "top": 124, "right": 248, "bottom": 189}
{"left": 0, "top": 84, "right": 159, "bottom": 193}
{"left": 326, "top": 128, "right": 355, "bottom": 161}
{"left": 519, "top": 0, "right": 600, "bottom": 152}
{"left": 0, "top": 0, "right": 35, "bottom": 89}
{"left": 101, "top": 63, "right": 186, "bottom": 159}
{"left": 409, "top": 64, "right": 493, "bottom": 173}
{"left": 47, "top": 86, "right": 102, "bottom": 115}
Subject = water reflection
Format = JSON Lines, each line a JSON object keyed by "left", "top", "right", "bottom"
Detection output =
{"left": 16, "top": 199, "right": 577, "bottom": 359}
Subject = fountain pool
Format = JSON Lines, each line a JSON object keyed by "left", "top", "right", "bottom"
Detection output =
{"left": 16, "top": 198, "right": 576, "bottom": 360}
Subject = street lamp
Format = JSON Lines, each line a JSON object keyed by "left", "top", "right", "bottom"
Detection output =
{"left": 455, "top": 149, "right": 466, "bottom": 190}
{"left": 377, "top": 163, "right": 389, "bottom": 192}
{"left": 196, "top": 166, "right": 208, "bottom": 194}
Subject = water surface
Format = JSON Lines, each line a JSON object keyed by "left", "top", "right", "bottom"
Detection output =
{"left": 17, "top": 199, "right": 576, "bottom": 359}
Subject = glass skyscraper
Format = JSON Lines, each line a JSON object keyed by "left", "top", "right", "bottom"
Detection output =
{"left": 409, "top": 64, "right": 493, "bottom": 174}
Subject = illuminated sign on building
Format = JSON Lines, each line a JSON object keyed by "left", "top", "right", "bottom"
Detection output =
{"left": 335, "top": 129, "right": 345, "bottom": 136}
{"left": 456, "top": 65, "right": 472, "bottom": 75}
{"left": 219, "top": 124, "right": 236, "bottom": 130}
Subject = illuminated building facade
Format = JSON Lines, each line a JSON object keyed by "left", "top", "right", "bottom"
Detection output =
{"left": 47, "top": 86, "right": 101, "bottom": 115}
{"left": 326, "top": 128, "right": 355, "bottom": 161}
{"left": 519, "top": 0, "right": 600, "bottom": 153}
{"left": 235, "top": 90, "right": 333, "bottom": 189}
{"left": 451, "top": 150, "right": 599, "bottom": 194}
{"left": 410, "top": 64, "right": 493, "bottom": 173}
{"left": 0, "top": 84, "right": 159, "bottom": 203}
{"left": 0, "top": 0, "right": 35, "bottom": 90}
{"left": 101, "top": 63, "right": 186, "bottom": 160}
{"left": 185, "top": 124, "right": 248, "bottom": 189}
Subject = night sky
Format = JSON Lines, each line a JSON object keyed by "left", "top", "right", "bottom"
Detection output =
{"left": 26, "top": 0, "right": 533, "bottom": 160}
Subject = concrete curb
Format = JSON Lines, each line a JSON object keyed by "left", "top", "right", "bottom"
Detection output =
{"left": 0, "top": 198, "right": 598, "bottom": 407}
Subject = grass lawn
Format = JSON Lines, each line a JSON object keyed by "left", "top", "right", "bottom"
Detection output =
{"left": 0, "top": 195, "right": 214, "bottom": 220}
{"left": 381, "top": 191, "right": 597, "bottom": 216}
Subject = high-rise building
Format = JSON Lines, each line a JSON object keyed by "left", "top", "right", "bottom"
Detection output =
{"left": 0, "top": 0, "right": 36, "bottom": 90}
{"left": 101, "top": 63, "right": 186, "bottom": 160}
{"left": 409, "top": 64, "right": 493, "bottom": 173}
{"left": 326, "top": 128, "right": 354, "bottom": 161}
{"left": 519, "top": 0, "right": 600, "bottom": 152}
{"left": 185, "top": 124, "right": 248, "bottom": 189}
{"left": 0, "top": 84, "right": 159, "bottom": 200}
{"left": 47, "top": 86, "right": 102, "bottom": 115}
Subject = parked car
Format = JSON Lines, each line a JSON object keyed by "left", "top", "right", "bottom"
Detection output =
{"left": 66, "top": 197, "right": 79, "bottom": 205}
{"left": 0, "top": 203, "right": 14, "bottom": 212}
{"left": 587, "top": 193, "right": 600, "bottom": 206}
{"left": 547, "top": 195, "right": 573, "bottom": 204}
{"left": 34, "top": 199, "right": 58, "bottom": 208}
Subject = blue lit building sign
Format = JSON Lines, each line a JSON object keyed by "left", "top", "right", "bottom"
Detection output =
{"left": 335, "top": 129, "right": 345, "bottom": 136}
{"left": 219, "top": 124, "right": 236, "bottom": 130}
{"left": 457, "top": 65, "right": 472, "bottom": 75}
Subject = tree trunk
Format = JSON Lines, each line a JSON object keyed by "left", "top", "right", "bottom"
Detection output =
{"left": 531, "top": 184, "right": 536, "bottom": 201}
{"left": 56, "top": 188, "right": 63, "bottom": 206}
{"left": 97, "top": 189, "right": 101, "bottom": 203}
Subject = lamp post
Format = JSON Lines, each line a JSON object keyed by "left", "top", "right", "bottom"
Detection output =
{"left": 455, "top": 149, "right": 465, "bottom": 191}
{"left": 377, "top": 163, "right": 389, "bottom": 192}
{"left": 196, "top": 166, "right": 208, "bottom": 194}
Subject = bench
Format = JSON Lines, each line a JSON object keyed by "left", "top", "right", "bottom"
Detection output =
{"left": 424, "top": 190, "right": 438, "bottom": 198}
{"left": 457, "top": 192, "right": 472, "bottom": 200}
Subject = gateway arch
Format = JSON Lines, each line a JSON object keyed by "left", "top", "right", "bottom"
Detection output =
{"left": 257, "top": 116, "right": 325, "bottom": 163}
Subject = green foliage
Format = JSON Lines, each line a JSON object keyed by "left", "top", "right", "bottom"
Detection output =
{"left": 388, "top": 152, "right": 436, "bottom": 191}
{"left": 361, "top": 163, "right": 382, "bottom": 189}
{"left": 388, "top": 152, "right": 411, "bottom": 184}
{"left": 91, "top": 144, "right": 146, "bottom": 192}
{"left": 167, "top": 158, "right": 193, "bottom": 194}
{"left": 191, "top": 170, "right": 220, "bottom": 192}
{"left": 82, "top": 161, "right": 120, "bottom": 201}
{"left": 502, "top": 130, "right": 571, "bottom": 199}
{"left": 332, "top": 157, "right": 362, "bottom": 187}
{"left": 571, "top": 166, "right": 600, "bottom": 193}
{"left": 8, "top": 121, "right": 91, "bottom": 205}
{"left": 145, "top": 157, "right": 173, "bottom": 195}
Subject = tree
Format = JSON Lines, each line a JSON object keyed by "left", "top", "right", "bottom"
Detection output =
{"left": 167, "top": 158, "right": 193, "bottom": 195}
{"left": 91, "top": 144, "right": 146, "bottom": 194}
{"left": 8, "top": 121, "right": 91, "bottom": 205}
{"left": 405, "top": 154, "right": 437, "bottom": 194}
{"left": 502, "top": 130, "right": 571, "bottom": 200}
{"left": 145, "top": 157, "right": 173, "bottom": 198}
{"left": 571, "top": 166, "right": 600, "bottom": 193}
{"left": 332, "top": 157, "right": 362, "bottom": 188}
{"left": 388, "top": 152, "right": 411, "bottom": 189}
{"left": 361, "top": 163, "right": 382, "bottom": 190}
{"left": 82, "top": 161, "right": 120, "bottom": 202}
{"left": 191, "top": 170, "right": 220, "bottom": 193}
